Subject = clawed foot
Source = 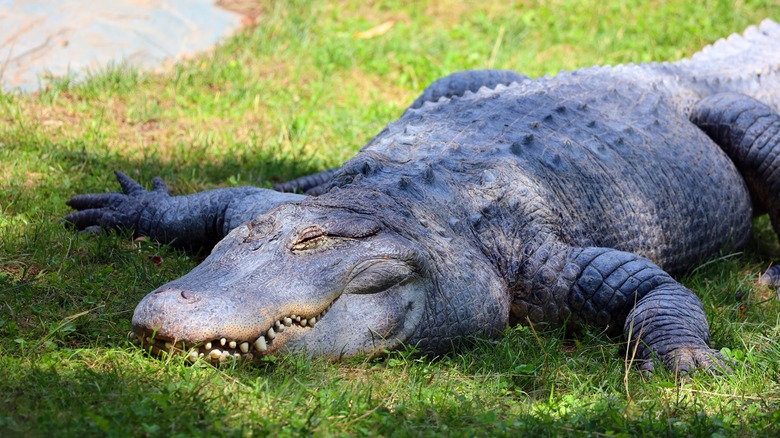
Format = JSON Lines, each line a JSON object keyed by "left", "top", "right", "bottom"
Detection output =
{"left": 637, "top": 345, "right": 732, "bottom": 376}
{"left": 64, "top": 171, "right": 170, "bottom": 235}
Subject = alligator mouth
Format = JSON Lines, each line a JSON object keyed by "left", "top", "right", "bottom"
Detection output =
{"left": 131, "top": 304, "right": 332, "bottom": 364}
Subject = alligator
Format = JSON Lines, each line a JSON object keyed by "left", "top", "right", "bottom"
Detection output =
{"left": 65, "top": 21, "right": 780, "bottom": 374}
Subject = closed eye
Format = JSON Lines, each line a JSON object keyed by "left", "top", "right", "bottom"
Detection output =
{"left": 291, "top": 226, "right": 328, "bottom": 251}
{"left": 290, "top": 221, "right": 381, "bottom": 252}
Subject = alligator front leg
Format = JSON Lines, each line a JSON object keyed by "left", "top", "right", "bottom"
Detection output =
{"left": 65, "top": 171, "right": 304, "bottom": 248}
{"left": 516, "top": 244, "right": 726, "bottom": 374}
{"left": 574, "top": 248, "right": 726, "bottom": 374}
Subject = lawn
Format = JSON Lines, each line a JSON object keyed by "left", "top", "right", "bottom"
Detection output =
{"left": 1, "top": 0, "right": 780, "bottom": 436}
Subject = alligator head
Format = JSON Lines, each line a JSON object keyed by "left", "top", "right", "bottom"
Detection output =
{"left": 131, "top": 196, "right": 509, "bottom": 363}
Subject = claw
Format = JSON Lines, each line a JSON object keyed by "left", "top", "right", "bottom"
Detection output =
{"left": 64, "top": 171, "right": 169, "bottom": 233}
{"left": 115, "top": 171, "right": 146, "bottom": 196}
{"left": 152, "top": 177, "right": 170, "bottom": 194}
{"left": 66, "top": 193, "right": 126, "bottom": 210}
{"left": 64, "top": 209, "right": 103, "bottom": 230}
{"left": 664, "top": 346, "right": 732, "bottom": 376}
{"left": 631, "top": 343, "right": 733, "bottom": 377}
{"left": 638, "top": 360, "right": 654, "bottom": 377}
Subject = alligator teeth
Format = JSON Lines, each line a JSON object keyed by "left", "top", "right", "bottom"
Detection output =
{"left": 159, "top": 304, "right": 335, "bottom": 363}
{"left": 254, "top": 336, "right": 267, "bottom": 352}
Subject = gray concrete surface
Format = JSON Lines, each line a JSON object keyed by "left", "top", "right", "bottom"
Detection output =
{"left": 0, "top": 0, "right": 243, "bottom": 92}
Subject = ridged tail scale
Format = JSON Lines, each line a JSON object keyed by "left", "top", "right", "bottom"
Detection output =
{"left": 673, "top": 19, "right": 780, "bottom": 112}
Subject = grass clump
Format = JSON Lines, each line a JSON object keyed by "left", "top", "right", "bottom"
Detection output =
{"left": 2, "top": 0, "right": 780, "bottom": 436}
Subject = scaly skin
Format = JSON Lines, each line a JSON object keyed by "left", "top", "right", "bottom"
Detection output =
{"left": 66, "top": 22, "right": 780, "bottom": 373}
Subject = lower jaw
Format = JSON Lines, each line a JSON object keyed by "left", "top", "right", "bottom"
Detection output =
{"left": 129, "top": 313, "right": 321, "bottom": 364}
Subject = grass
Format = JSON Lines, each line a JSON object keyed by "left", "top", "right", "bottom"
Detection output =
{"left": 1, "top": 0, "right": 780, "bottom": 435}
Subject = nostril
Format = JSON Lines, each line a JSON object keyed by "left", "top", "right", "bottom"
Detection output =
{"left": 180, "top": 290, "right": 196, "bottom": 300}
{"left": 179, "top": 290, "right": 201, "bottom": 303}
{"left": 152, "top": 288, "right": 200, "bottom": 303}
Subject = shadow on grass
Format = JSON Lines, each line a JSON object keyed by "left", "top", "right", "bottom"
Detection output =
{"left": 0, "top": 353, "right": 242, "bottom": 436}
{"left": 2, "top": 344, "right": 780, "bottom": 437}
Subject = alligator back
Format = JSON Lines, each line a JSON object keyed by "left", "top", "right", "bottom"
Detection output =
{"left": 347, "top": 76, "right": 751, "bottom": 275}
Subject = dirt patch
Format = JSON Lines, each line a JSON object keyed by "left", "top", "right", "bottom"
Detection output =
{"left": 1, "top": 262, "right": 45, "bottom": 282}
{"left": 217, "top": 0, "right": 265, "bottom": 26}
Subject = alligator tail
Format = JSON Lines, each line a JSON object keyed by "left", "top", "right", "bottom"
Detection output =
{"left": 673, "top": 19, "right": 780, "bottom": 111}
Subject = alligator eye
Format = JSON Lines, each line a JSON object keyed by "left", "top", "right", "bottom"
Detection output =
{"left": 291, "top": 226, "right": 327, "bottom": 251}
